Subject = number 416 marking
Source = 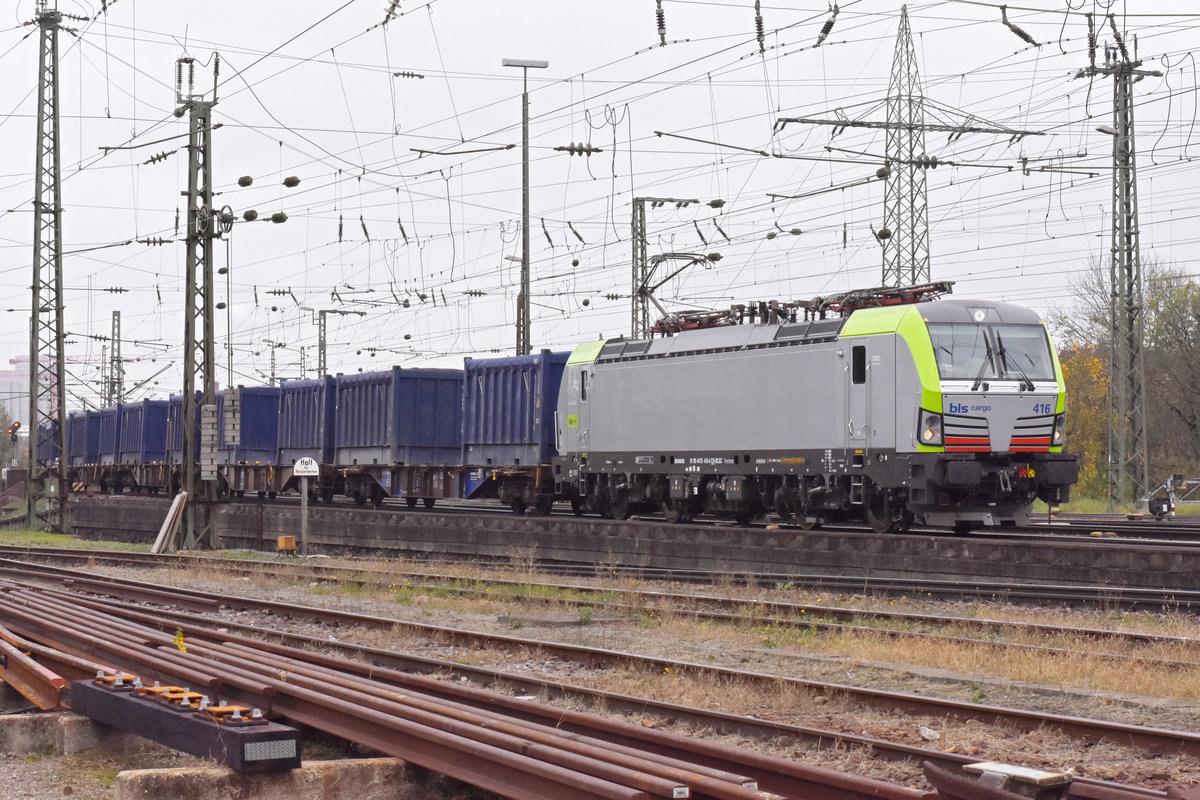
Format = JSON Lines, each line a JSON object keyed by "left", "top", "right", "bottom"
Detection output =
{"left": 1033, "top": 402, "right": 1053, "bottom": 414}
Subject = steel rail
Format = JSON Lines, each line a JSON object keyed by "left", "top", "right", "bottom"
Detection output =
{"left": 3, "top": 547, "right": 1198, "bottom": 654}
{"left": 1, "top": 578, "right": 1168, "bottom": 800}
{"left": 2, "top": 564, "right": 1198, "bottom": 763}
{"left": 0, "top": 623, "right": 66, "bottom": 710}
{"left": 0, "top": 583, "right": 942, "bottom": 800}
{"left": 0, "top": 588, "right": 682, "bottom": 800}
{"left": 5, "top": 536, "right": 1200, "bottom": 612}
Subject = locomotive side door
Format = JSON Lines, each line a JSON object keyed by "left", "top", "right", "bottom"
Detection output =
{"left": 847, "top": 343, "right": 868, "bottom": 446}
{"left": 558, "top": 363, "right": 588, "bottom": 461}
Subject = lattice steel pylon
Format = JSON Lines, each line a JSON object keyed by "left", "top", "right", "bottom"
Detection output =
{"left": 1077, "top": 36, "right": 1160, "bottom": 509}
{"left": 27, "top": 1, "right": 70, "bottom": 533}
{"left": 881, "top": 6, "right": 929, "bottom": 287}
{"left": 775, "top": 6, "right": 1041, "bottom": 289}
{"left": 178, "top": 57, "right": 222, "bottom": 549}
{"left": 106, "top": 310, "right": 123, "bottom": 406}
{"left": 631, "top": 196, "right": 700, "bottom": 338}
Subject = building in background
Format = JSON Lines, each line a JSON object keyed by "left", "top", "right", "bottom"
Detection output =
{"left": 0, "top": 360, "right": 30, "bottom": 426}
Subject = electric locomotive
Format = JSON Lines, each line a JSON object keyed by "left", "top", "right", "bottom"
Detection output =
{"left": 553, "top": 283, "right": 1078, "bottom": 531}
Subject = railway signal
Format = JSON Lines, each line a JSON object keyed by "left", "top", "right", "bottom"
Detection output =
{"left": 7, "top": 421, "right": 19, "bottom": 443}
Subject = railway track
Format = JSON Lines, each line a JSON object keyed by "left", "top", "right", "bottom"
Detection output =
{"left": 1, "top": 556, "right": 1198, "bottom": 776}
{"left": 1, "top": 546, "right": 1197, "bottom": 672}
{"left": 6, "top": 533, "right": 1200, "bottom": 612}
{"left": 0, "top": 573, "right": 1185, "bottom": 800}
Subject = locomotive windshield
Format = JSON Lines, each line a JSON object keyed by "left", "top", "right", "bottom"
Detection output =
{"left": 928, "top": 323, "right": 1055, "bottom": 382}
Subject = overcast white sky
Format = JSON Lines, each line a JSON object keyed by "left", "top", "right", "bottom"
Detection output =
{"left": 0, "top": 0, "right": 1196, "bottom": 408}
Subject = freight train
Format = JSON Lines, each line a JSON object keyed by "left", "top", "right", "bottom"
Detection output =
{"left": 45, "top": 283, "right": 1078, "bottom": 531}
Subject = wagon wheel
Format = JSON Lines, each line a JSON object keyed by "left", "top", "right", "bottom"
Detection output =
{"left": 863, "top": 492, "right": 895, "bottom": 534}
{"left": 609, "top": 487, "right": 632, "bottom": 521}
{"left": 509, "top": 499, "right": 527, "bottom": 515}
{"left": 661, "top": 497, "right": 692, "bottom": 524}
{"left": 423, "top": 497, "right": 436, "bottom": 510}
{"left": 532, "top": 495, "right": 554, "bottom": 516}
{"left": 405, "top": 496, "right": 418, "bottom": 508}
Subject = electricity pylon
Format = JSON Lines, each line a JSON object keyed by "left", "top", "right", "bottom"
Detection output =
{"left": 1076, "top": 31, "right": 1160, "bottom": 509}
{"left": 775, "top": 6, "right": 1041, "bottom": 287}
{"left": 177, "top": 56, "right": 224, "bottom": 549}
{"left": 881, "top": 6, "right": 928, "bottom": 287}
{"left": 27, "top": 1, "right": 71, "bottom": 533}
{"left": 106, "top": 311, "right": 123, "bottom": 406}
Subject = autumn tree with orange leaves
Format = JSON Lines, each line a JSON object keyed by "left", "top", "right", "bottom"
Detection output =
{"left": 1048, "top": 257, "right": 1200, "bottom": 502}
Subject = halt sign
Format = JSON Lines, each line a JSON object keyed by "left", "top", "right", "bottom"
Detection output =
{"left": 293, "top": 457, "right": 319, "bottom": 476}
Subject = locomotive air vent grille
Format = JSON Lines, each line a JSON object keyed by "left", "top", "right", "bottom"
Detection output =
{"left": 943, "top": 414, "right": 990, "bottom": 452}
{"left": 1009, "top": 414, "right": 1055, "bottom": 452}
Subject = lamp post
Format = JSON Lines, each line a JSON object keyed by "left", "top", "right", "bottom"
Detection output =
{"left": 502, "top": 57, "right": 548, "bottom": 356}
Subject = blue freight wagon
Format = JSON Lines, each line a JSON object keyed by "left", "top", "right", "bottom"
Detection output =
{"left": 96, "top": 408, "right": 121, "bottom": 466}
{"left": 278, "top": 377, "right": 337, "bottom": 501}
{"left": 217, "top": 386, "right": 283, "bottom": 497}
{"left": 110, "top": 399, "right": 170, "bottom": 493}
{"left": 334, "top": 366, "right": 463, "bottom": 507}
{"left": 66, "top": 412, "right": 91, "bottom": 467}
{"left": 462, "top": 350, "right": 569, "bottom": 513}
{"left": 38, "top": 420, "right": 60, "bottom": 465}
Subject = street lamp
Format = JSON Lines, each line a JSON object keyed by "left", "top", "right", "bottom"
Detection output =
{"left": 502, "top": 57, "right": 548, "bottom": 356}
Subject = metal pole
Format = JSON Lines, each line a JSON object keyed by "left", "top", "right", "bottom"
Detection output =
{"left": 518, "top": 66, "right": 531, "bottom": 357}
{"left": 28, "top": 2, "right": 69, "bottom": 533}
{"left": 631, "top": 198, "right": 646, "bottom": 338}
{"left": 300, "top": 475, "right": 308, "bottom": 557}
{"left": 318, "top": 311, "right": 327, "bottom": 378}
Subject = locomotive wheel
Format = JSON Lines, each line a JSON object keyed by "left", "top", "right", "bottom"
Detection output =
{"left": 733, "top": 510, "right": 755, "bottom": 525}
{"left": 796, "top": 513, "right": 821, "bottom": 531}
{"left": 532, "top": 495, "right": 553, "bottom": 516}
{"left": 423, "top": 497, "right": 436, "bottom": 510}
{"left": 864, "top": 493, "right": 894, "bottom": 534}
{"left": 510, "top": 499, "right": 527, "bottom": 515}
{"left": 405, "top": 497, "right": 418, "bottom": 508}
{"left": 570, "top": 497, "right": 584, "bottom": 516}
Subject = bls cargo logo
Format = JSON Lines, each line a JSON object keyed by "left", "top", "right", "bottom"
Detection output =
{"left": 948, "top": 402, "right": 991, "bottom": 414}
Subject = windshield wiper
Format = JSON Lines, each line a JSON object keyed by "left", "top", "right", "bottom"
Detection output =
{"left": 970, "top": 332, "right": 995, "bottom": 392}
{"left": 995, "top": 332, "right": 1033, "bottom": 392}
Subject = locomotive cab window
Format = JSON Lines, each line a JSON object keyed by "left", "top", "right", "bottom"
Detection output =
{"left": 580, "top": 370, "right": 589, "bottom": 401}
{"left": 928, "top": 323, "right": 1054, "bottom": 382}
{"left": 851, "top": 346, "right": 866, "bottom": 384}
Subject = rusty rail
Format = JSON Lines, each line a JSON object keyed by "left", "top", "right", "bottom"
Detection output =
{"left": 0, "top": 582, "right": 938, "bottom": 800}
{"left": 4, "top": 559, "right": 1198, "bottom": 762}
{"left": 0, "top": 624, "right": 66, "bottom": 710}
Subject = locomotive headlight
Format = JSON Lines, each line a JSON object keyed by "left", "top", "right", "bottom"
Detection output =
{"left": 918, "top": 410, "right": 943, "bottom": 446}
{"left": 1053, "top": 413, "right": 1066, "bottom": 446}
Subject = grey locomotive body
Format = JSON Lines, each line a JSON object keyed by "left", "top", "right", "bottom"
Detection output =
{"left": 554, "top": 295, "right": 1078, "bottom": 531}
